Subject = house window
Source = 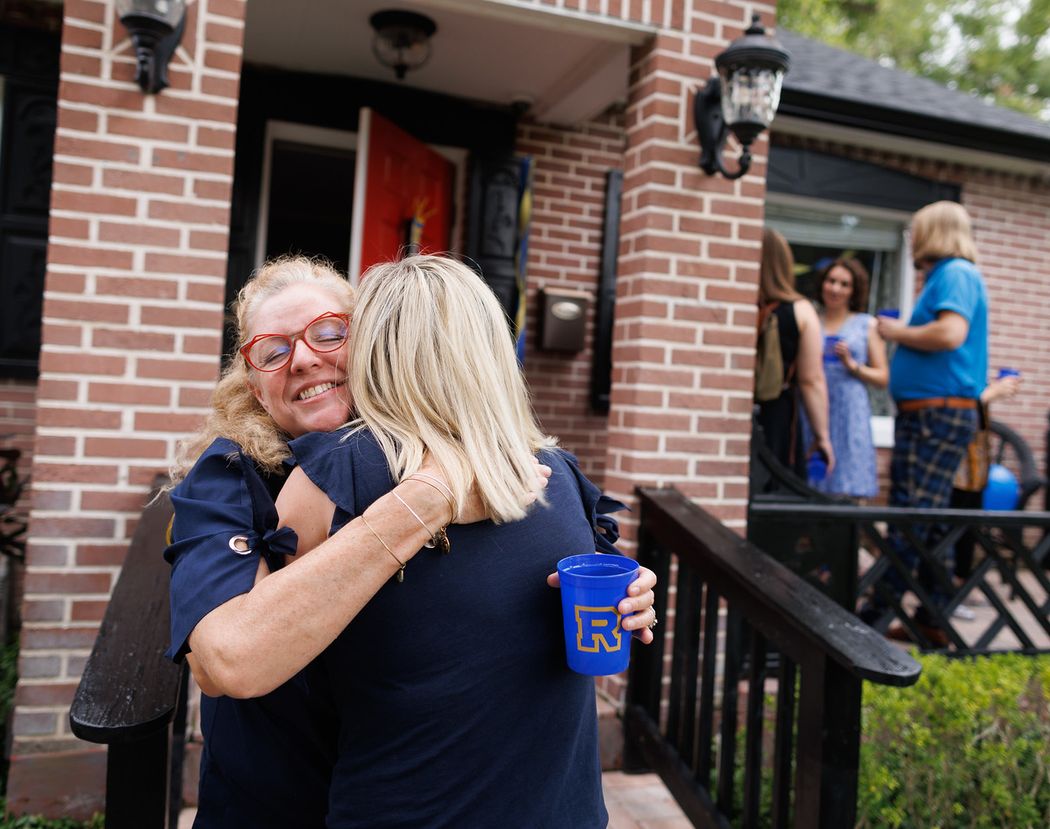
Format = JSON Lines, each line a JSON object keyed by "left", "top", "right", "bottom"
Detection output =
{"left": 765, "top": 197, "right": 915, "bottom": 446}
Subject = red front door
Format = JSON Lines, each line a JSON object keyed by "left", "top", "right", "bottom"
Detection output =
{"left": 349, "top": 108, "right": 453, "bottom": 279}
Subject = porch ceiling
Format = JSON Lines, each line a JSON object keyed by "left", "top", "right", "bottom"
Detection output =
{"left": 242, "top": 0, "right": 651, "bottom": 126}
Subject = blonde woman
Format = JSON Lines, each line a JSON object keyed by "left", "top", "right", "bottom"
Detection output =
{"left": 277, "top": 255, "right": 628, "bottom": 827}
{"left": 864, "top": 201, "right": 988, "bottom": 647}
{"left": 165, "top": 256, "right": 661, "bottom": 828}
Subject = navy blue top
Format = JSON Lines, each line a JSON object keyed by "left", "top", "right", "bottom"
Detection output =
{"left": 291, "top": 429, "right": 623, "bottom": 829}
{"left": 165, "top": 438, "right": 336, "bottom": 829}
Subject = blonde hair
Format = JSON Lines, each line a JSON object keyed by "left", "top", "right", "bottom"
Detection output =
{"left": 170, "top": 256, "right": 354, "bottom": 482}
{"left": 759, "top": 227, "right": 803, "bottom": 304}
{"left": 911, "top": 201, "right": 978, "bottom": 265}
{"left": 348, "top": 254, "right": 555, "bottom": 523}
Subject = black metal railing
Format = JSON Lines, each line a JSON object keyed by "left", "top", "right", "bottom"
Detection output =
{"left": 750, "top": 501, "right": 1050, "bottom": 654}
{"left": 625, "top": 487, "right": 921, "bottom": 829}
{"left": 69, "top": 478, "right": 186, "bottom": 829}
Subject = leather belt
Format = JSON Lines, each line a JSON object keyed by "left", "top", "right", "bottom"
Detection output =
{"left": 896, "top": 397, "right": 978, "bottom": 412}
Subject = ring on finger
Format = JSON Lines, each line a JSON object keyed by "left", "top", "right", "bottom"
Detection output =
{"left": 647, "top": 610, "right": 658, "bottom": 631}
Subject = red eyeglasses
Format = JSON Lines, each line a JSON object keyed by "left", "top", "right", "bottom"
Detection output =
{"left": 239, "top": 312, "right": 350, "bottom": 372}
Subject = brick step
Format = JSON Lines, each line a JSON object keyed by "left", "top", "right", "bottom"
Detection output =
{"left": 597, "top": 696, "right": 624, "bottom": 771}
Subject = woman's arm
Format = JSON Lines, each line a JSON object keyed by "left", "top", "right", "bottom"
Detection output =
{"left": 837, "top": 317, "right": 888, "bottom": 388}
{"left": 793, "top": 301, "right": 835, "bottom": 472}
{"left": 184, "top": 455, "right": 550, "bottom": 699}
{"left": 187, "top": 473, "right": 447, "bottom": 698}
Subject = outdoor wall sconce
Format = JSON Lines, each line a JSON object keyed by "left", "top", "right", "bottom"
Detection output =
{"left": 370, "top": 10, "right": 437, "bottom": 80}
{"left": 694, "top": 15, "right": 790, "bottom": 180}
{"left": 115, "top": 0, "right": 186, "bottom": 94}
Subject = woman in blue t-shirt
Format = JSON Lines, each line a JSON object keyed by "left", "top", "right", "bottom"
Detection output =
{"left": 166, "top": 256, "right": 658, "bottom": 826}
{"left": 863, "top": 201, "right": 989, "bottom": 647}
{"left": 275, "top": 255, "right": 634, "bottom": 827}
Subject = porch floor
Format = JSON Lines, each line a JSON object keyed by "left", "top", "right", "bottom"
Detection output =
{"left": 176, "top": 771, "right": 692, "bottom": 828}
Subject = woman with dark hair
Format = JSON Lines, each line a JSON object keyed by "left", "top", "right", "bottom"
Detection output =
{"left": 754, "top": 227, "right": 834, "bottom": 475}
{"left": 802, "top": 258, "right": 888, "bottom": 497}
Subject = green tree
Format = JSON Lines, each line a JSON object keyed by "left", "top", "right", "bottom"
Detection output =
{"left": 776, "top": 0, "right": 1050, "bottom": 120}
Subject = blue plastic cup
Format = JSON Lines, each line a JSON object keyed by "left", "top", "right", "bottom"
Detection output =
{"left": 807, "top": 453, "right": 827, "bottom": 483}
{"left": 998, "top": 367, "right": 1020, "bottom": 379}
{"left": 877, "top": 308, "right": 900, "bottom": 319}
{"left": 823, "top": 335, "right": 842, "bottom": 362}
{"left": 983, "top": 464, "right": 1019, "bottom": 510}
{"left": 556, "top": 553, "right": 639, "bottom": 676}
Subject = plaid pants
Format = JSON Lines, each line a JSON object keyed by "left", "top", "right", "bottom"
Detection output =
{"left": 879, "top": 406, "right": 978, "bottom": 619}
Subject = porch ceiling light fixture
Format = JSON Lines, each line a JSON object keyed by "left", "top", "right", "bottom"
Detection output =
{"left": 115, "top": 0, "right": 186, "bottom": 94}
{"left": 694, "top": 14, "right": 790, "bottom": 180}
{"left": 369, "top": 10, "right": 438, "bottom": 81}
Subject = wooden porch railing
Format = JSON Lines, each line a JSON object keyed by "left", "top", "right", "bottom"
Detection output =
{"left": 624, "top": 487, "right": 921, "bottom": 829}
{"left": 750, "top": 501, "right": 1050, "bottom": 654}
{"left": 69, "top": 478, "right": 187, "bottom": 829}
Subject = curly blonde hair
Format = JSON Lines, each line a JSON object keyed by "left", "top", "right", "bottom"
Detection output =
{"left": 170, "top": 256, "right": 354, "bottom": 482}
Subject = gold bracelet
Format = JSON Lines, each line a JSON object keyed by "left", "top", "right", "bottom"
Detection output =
{"left": 392, "top": 491, "right": 451, "bottom": 555}
{"left": 404, "top": 476, "right": 456, "bottom": 523}
{"left": 407, "top": 472, "right": 458, "bottom": 515}
{"left": 360, "top": 514, "right": 406, "bottom": 583}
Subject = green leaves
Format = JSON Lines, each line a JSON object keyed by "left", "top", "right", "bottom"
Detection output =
{"left": 858, "top": 653, "right": 1050, "bottom": 828}
{"left": 776, "top": 0, "right": 1050, "bottom": 120}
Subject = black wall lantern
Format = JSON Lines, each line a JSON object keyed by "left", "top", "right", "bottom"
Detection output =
{"left": 116, "top": 0, "right": 187, "bottom": 94}
{"left": 369, "top": 10, "right": 437, "bottom": 81}
{"left": 694, "top": 15, "right": 790, "bottom": 180}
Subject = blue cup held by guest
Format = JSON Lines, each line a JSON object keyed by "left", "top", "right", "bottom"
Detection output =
{"left": 877, "top": 308, "right": 900, "bottom": 319}
{"left": 823, "top": 335, "right": 842, "bottom": 363}
{"left": 556, "top": 553, "right": 639, "bottom": 676}
{"left": 807, "top": 452, "right": 827, "bottom": 483}
{"left": 997, "top": 367, "right": 1020, "bottom": 379}
{"left": 983, "top": 464, "right": 1019, "bottom": 510}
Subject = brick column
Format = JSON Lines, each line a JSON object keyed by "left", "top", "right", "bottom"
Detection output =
{"left": 599, "top": 3, "right": 772, "bottom": 700}
{"left": 7, "top": 0, "right": 245, "bottom": 817}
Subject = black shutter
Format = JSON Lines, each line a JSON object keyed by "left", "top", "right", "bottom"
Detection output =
{"left": 590, "top": 170, "right": 621, "bottom": 413}
{"left": 465, "top": 155, "right": 521, "bottom": 325}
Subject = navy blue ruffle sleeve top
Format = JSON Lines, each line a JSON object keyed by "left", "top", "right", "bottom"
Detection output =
{"left": 165, "top": 438, "right": 336, "bottom": 829}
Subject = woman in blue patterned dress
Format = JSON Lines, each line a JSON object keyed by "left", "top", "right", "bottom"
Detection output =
{"left": 804, "top": 258, "right": 887, "bottom": 497}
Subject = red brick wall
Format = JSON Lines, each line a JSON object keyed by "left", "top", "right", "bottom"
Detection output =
{"left": 518, "top": 114, "right": 627, "bottom": 483}
{"left": 6, "top": 0, "right": 246, "bottom": 817}
{"left": 590, "top": 7, "right": 777, "bottom": 702}
{"left": 965, "top": 175, "right": 1050, "bottom": 468}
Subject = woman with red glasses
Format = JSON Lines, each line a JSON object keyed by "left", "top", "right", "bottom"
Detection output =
{"left": 164, "top": 256, "right": 658, "bottom": 827}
